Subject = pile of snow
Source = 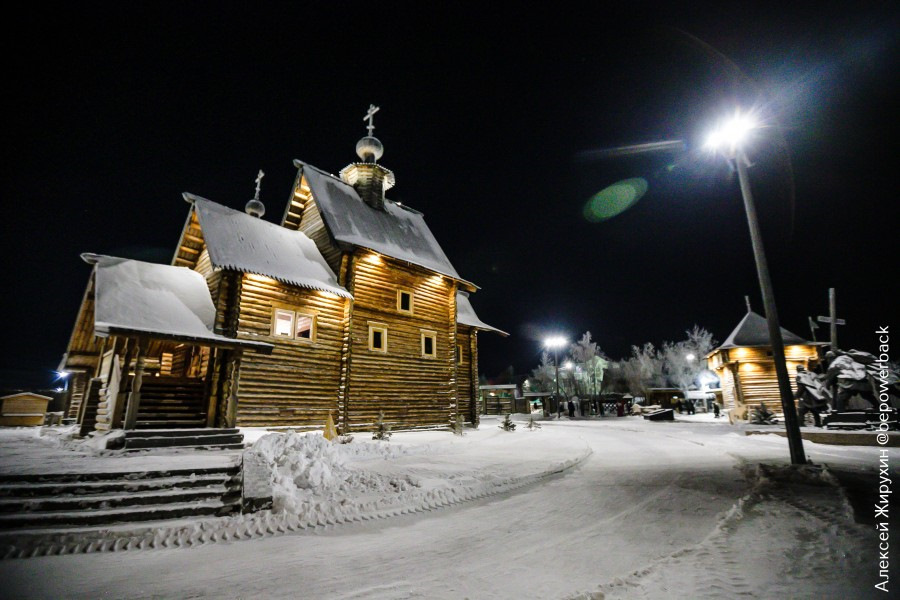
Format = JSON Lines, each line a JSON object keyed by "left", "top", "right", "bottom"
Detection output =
{"left": 249, "top": 432, "right": 420, "bottom": 514}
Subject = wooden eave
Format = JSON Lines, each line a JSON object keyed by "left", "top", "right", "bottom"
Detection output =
{"left": 100, "top": 326, "right": 273, "bottom": 355}
{"left": 172, "top": 204, "right": 206, "bottom": 269}
{"left": 60, "top": 273, "right": 102, "bottom": 370}
{"left": 354, "top": 246, "right": 478, "bottom": 293}
{"left": 280, "top": 169, "right": 311, "bottom": 231}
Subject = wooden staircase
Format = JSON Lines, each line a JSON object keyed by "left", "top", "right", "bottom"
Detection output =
{"left": 0, "top": 465, "right": 242, "bottom": 530}
{"left": 136, "top": 377, "right": 207, "bottom": 429}
{"left": 123, "top": 428, "right": 244, "bottom": 451}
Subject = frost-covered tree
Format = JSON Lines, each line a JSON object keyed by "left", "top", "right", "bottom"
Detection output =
{"left": 661, "top": 326, "right": 717, "bottom": 399}
{"left": 530, "top": 351, "right": 557, "bottom": 393}
{"left": 569, "top": 332, "right": 608, "bottom": 398}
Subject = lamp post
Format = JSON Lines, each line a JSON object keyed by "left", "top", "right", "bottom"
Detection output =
{"left": 544, "top": 336, "right": 567, "bottom": 419}
{"left": 705, "top": 111, "right": 806, "bottom": 465}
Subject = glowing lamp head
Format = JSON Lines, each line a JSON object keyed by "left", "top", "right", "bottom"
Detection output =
{"left": 55, "top": 370, "right": 70, "bottom": 380}
{"left": 544, "top": 336, "right": 567, "bottom": 349}
{"left": 563, "top": 361, "right": 574, "bottom": 370}
{"left": 686, "top": 353, "right": 696, "bottom": 362}
{"left": 704, "top": 112, "right": 758, "bottom": 154}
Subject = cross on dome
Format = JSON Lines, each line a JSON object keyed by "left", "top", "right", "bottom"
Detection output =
{"left": 364, "top": 104, "right": 380, "bottom": 136}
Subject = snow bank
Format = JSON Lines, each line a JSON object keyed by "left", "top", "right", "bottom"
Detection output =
{"left": 249, "top": 432, "right": 420, "bottom": 514}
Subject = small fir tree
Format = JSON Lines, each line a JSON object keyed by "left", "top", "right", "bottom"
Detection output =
{"left": 525, "top": 416, "right": 542, "bottom": 431}
{"left": 749, "top": 403, "right": 776, "bottom": 425}
{"left": 499, "top": 414, "right": 516, "bottom": 431}
{"left": 452, "top": 412, "right": 465, "bottom": 436}
{"left": 372, "top": 410, "right": 392, "bottom": 441}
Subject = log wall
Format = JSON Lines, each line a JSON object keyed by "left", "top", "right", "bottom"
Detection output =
{"left": 711, "top": 345, "right": 820, "bottom": 417}
{"left": 234, "top": 273, "right": 348, "bottom": 428}
{"left": 296, "top": 183, "right": 342, "bottom": 273}
{"left": 344, "top": 251, "right": 458, "bottom": 431}
{"left": 456, "top": 326, "right": 481, "bottom": 424}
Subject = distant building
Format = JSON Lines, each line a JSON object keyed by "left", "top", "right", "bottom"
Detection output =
{"left": 59, "top": 112, "right": 505, "bottom": 434}
{"left": 706, "top": 310, "right": 822, "bottom": 420}
{"left": 0, "top": 393, "right": 52, "bottom": 427}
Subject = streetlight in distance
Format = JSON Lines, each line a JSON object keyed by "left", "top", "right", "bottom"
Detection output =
{"left": 544, "top": 336, "right": 567, "bottom": 418}
{"left": 705, "top": 110, "right": 806, "bottom": 465}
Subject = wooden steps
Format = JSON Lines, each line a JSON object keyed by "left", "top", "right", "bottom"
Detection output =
{"left": 136, "top": 378, "right": 207, "bottom": 429}
{"left": 123, "top": 428, "right": 244, "bottom": 451}
{"left": 0, "top": 465, "right": 241, "bottom": 530}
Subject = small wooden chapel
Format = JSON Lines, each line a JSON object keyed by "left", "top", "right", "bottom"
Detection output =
{"left": 59, "top": 107, "right": 506, "bottom": 435}
{"left": 706, "top": 307, "right": 822, "bottom": 420}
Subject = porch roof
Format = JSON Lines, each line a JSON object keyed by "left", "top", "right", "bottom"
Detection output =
{"left": 83, "top": 254, "right": 272, "bottom": 353}
{"left": 457, "top": 292, "right": 508, "bottom": 336}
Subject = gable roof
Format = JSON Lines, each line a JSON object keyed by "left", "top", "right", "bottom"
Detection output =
{"left": 186, "top": 194, "right": 351, "bottom": 299}
{"left": 714, "top": 311, "right": 813, "bottom": 350}
{"left": 295, "top": 161, "right": 474, "bottom": 287}
{"left": 457, "top": 292, "right": 508, "bottom": 336}
{"left": 83, "top": 254, "right": 272, "bottom": 352}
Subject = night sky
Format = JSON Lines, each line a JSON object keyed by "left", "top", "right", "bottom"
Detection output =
{"left": 2, "top": 3, "right": 897, "bottom": 391}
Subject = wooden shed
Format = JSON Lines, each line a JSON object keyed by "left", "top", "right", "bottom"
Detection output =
{"left": 0, "top": 393, "right": 52, "bottom": 427}
{"left": 707, "top": 311, "right": 822, "bottom": 421}
{"left": 479, "top": 384, "right": 523, "bottom": 415}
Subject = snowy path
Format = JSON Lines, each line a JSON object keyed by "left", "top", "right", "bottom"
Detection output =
{"left": 1, "top": 418, "right": 896, "bottom": 599}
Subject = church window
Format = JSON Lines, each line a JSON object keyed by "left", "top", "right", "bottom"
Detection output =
{"left": 272, "top": 308, "right": 316, "bottom": 342}
{"left": 295, "top": 314, "right": 315, "bottom": 341}
{"left": 369, "top": 323, "right": 388, "bottom": 352}
{"left": 397, "top": 289, "right": 413, "bottom": 314}
{"left": 421, "top": 331, "right": 436, "bottom": 358}
{"left": 273, "top": 309, "right": 294, "bottom": 337}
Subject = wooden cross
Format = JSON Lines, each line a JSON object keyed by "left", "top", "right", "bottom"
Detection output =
{"left": 364, "top": 104, "right": 380, "bottom": 136}
{"left": 816, "top": 288, "right": 846, "bottom": 351}
{"left": 254, "top": 169, "right": 265, "bottom": 200}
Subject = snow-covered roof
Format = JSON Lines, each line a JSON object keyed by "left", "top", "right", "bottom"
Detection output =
{"left": 457, "top": 292, "right": 508, "bottom": 336}
{"left": 0, "top": 392, "right": 54, "bottom": 401}
{"left": 714, "top": 311, "right": 813, "bottom": 351}
{"left": 187, "top": 194, "right": 351, "bottom": 299}
{"left": 296, "top": 162, "right": 473, "bottom": 286}
{"left": 85, "top": 254, "right": 272, "bottom": 352}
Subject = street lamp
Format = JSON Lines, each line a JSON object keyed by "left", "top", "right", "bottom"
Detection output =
{"left": 544, "top": 336, "right": 567, "bottom": 418}
{"left": 705, "top": 110, "right": 806, "bottom": 465}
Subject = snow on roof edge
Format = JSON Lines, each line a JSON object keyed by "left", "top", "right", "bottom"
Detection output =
{"left": 185, "top": 193, "right": 352, "bottom": 300}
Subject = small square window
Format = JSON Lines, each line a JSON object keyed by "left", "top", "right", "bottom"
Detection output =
{"left": 369, "top": 324, "right": 388, "bottom": 352}
{"left": 397, "top": 289, "right": 413, "bottom": 313}
{"left": 421, "top": 331, "right": 436, "bottom": 358}
{"left": 295, "top": 314, "right": 315, "bottom": 340}
{"left": 273, "top": 309, "right": 294, "bottom": 337}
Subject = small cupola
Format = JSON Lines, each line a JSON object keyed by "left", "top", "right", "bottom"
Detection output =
{"left": 245, "top": 169, "right": 266, "bottom": 218}
{"left": 340, "top": 105, "right": 395, "bottom": 211}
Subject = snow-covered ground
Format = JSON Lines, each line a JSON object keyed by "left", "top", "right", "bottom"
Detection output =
{"left": 1, "top": 415, "right": 898, "bottom": 599}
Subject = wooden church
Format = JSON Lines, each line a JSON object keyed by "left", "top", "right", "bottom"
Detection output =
{"left": 706, "top": 309, "right": 821, "bottom": 420}
{"left": 59, "top": 108, "right": 505, "bottom": 435}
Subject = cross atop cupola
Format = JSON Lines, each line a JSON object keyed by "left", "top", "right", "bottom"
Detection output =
{"left": 341, "top": 105, "right": 395, "bottom": 211}
{"left": 364, "top": 104, "right": 379, "bottom": 137}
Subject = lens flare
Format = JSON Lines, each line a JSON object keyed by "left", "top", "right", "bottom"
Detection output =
{"left": 583, "top": 177, "right": 648, "bottom": 222}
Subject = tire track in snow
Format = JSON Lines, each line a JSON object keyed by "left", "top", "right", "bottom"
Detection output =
{"left": 567, "top": 463, "right": 871, "bottom": 600}
{"left": 0, "top": 444, "right": 593, "bottom": 559}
